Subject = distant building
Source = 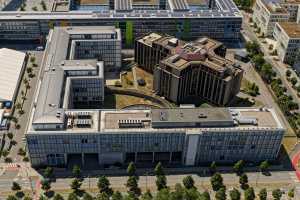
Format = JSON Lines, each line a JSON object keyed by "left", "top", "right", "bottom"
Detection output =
{"left": 135, "top": 33, "right": 243, "bottom": 106}
{"left": 280, "top": 0, "right": 300, "bottom": 22}
{"left": 253, "top": 0, "right": 289, "bottom": 37}
{"left": 234, "top": 50, "right": 249, "bottom": 63}
{"left": 273, "top": 22, "right": 300, "bottom": 70}
{"left": 0, "top": 48, "right": 27, "bottom": 109}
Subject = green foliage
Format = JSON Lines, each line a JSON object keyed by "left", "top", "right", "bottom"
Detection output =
{"left": 239, "top": 173, "right": 248, "bottom": 190}
{"left": 182, "top": 19, "right": 191, "bottom": 40}
{"left": 244, "top": 81, "right": 259, "bottom": 96}
{"left": 182, "top": 176, "right": 195, "bottom": 189}
{"left": 155, "top": 188, "right": 170, "bottom": 200}
{"left": 127, "top": 162, "right": 136, "bottom": 177}
{"left": 112, "top": 191, "right": 124, "bottom": 200}
{"left": 44, "top": 167, "right": 53, "bottom": 179}
{"left": 286, "top": 70, "right": 292, "bottom": 77}
{"left": 244, "top": 187, "right": 255, "bottom": 200}
{"left": 215, "top": 188, "right": 226, "bottom": 200}
{"left": 11, "top": 181, "right": 21, "bottom": 191}
{"left": 125, "top": 21, "right": 134, "bottom": 47}
{"left": 41, "top": 179, "right": 51, "bottom": 192}
{"left": 246, "top": 41, "right": 260, "bottom": 57}
{"left": 209, "top": 161, "right": 217, "bottom": 174}
{"left": 53, "top": 194, "right": 65, "bottom": 200}
{"left": 126, "top": 176, "right": 141, "bottom": 197}
{"left": 210, "top": 173, "right": 224, "bottom": 191}
{"left": 70, "top": 178, "right": 82, "bottom": 192}
{"left": 183, "top": 188, "right": 200, "bottom": 200}
{"left": 97, "top": 176, "right": 113, "bottom": 196}
{"left": 170, "top": 184, "right": 184, "bottom": 200}
{"left": 24, "top": 195, "right": 33, "bottom": 200}
{"left": 72, "top": 165, "right": 81, "bottom": 178}
{"left": 291, "top": 77, "right": 298, "bottom": 86}
{"left": 259, "top": 160, "right": 270, "bottom": 172}
{"left": 156, "top": 175, "right": 167, "bottom": 191}
{"left": 154, "top": 162, "right": 164, "bottom": 176}
{"left": 233, "top": 160, "right": 244, "bottom": 174}
{"left": 230, "top": 188, "right": 241, "bottom": 200}
{"left": 96, "top": 192, "right": 110, "bottom": 200}
{"left": 6, "top": 195, "right": 18, "bottom": 200}
{"left": 288, "top": 188, "right": 294, "bottom": 198}
{"left": 68, "top": 193, "right": 79, "bottom": 200}
{"left": 258, "top": 188, "right": 267, "bottom": 200}
{"left": 272, "top": 189, "right": 283, "bottom": 200}
{"left": 199, "top": 191, "right": 210, "bottom": 200}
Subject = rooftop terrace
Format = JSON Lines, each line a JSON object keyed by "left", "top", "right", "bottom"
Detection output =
{"left": 278, "top": 22, "right": 300, "bottom": 38}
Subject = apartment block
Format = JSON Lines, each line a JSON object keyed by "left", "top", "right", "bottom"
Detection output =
{"left": 253, "top": 0, "right": 289, "bottom": 36}
{"left": 273, "top": 22, "right": 300, "bottom": 70}
{"left": 135, "top": 33, "right": 243, "bottom": 106}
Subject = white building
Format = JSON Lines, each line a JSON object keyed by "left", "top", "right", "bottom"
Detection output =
{"left": 273, "top": 22, "right": 300, "bottom": 70}
{"left": 0, "top": 48, "right": 26, "bottom": 108}
{"left": 253, "top": 0, "right": 289, "bottom": 36}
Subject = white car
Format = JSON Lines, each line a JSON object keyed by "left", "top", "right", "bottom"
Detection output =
{"left": 36, "top": 46, "right": 44, "bottom": 51}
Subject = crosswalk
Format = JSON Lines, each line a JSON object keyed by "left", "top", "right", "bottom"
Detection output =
{"left": 6, "top": 163, "right": 19, "bottom": 170}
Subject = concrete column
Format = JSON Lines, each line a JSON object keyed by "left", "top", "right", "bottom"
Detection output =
{"left": 135, "top": 152, "right": 137, "bottom": 163}
{"left": 152, "top": 152, "right": 155, "bottom": 163}
{"left": 81, "top": 153, "right": 85, "bottom": 166}
{"left": 64, "top": 154, "right": 67, "bottom": 165}
{"left": 169, "top": 152, "right": 172, "bottom": 163}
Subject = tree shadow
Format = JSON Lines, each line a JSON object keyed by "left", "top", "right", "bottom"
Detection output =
{"left": 15, "top": 191, "right": 24, "bottom": 199}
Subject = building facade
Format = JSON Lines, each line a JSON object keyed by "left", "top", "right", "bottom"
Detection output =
{"left": 0, "top": 0, "right": 242, "bottom": 45}
{"left": 135, "top": 33, "right": 243, "bottom": 106}
{"left": 26, "top": 107, "right": 285, "bottom": 167}
{"left": 273, "top": 22, "right": 300, "bottom": 70}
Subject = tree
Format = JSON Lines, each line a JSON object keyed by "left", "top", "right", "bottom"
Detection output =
{"left": 96, "top": 192, "right": 110, "bottom": 200}
{"left": 70, "top": 178, "right": 82, "bottom": 192}
{"left": 291, "top": 77, "right": 298, "bottom": 86}
{"left": 7, "top": 132, "right": 13, "bottom": 140}
{"left": 183, "top": 187, "right": 200, "bottom": 200}
{"left": 18, "top": 148, "right": 26, "bottom": 156}
{"left": 286, "top": 70, "right": 292, "bottom": 77}
{"left": 183, "top": 175, "right": 195, "bottom": 189}
{"left": 82, "top": 193, "right": 93, "bottom": 200}
{"left": 244, "top": 187, "right": 255, "bottom": 200}
{"left": 170, "top": 183, "right": 184, "bottom": 200}
{"left": 259, "top": 160, "right": 270, "bottom": 172}
{"left": 30, "top": 56, "right": 36, "bottom": 63}
{"left": 261, "top": 63, "right": 275, "bottom": 83}
{"left": 72, "top": 165, "right": 81, "bottom": 178}
{"left": 199, "top": 191, "right": 210, "bottom": 200}
{"left": 44, "top": 167, "right": 54, "bottom": 179}
{"left": 141, "top": 190, "right": 152, "bottom": 200}
{"left": 210, "top": 173, "right": 224, "bottom": 191}
{"left": 272, "top": 189, "right": 283, "bottom": 200}
{"left": 2, "top": 150, "right": 9, "bottom": 157}
{"left": 112, "top": 191, "right": 124, "bottom": 200}
{"left": 6, "top": 195, "right": 18, "bottom": 200}
{"left": 156, "top": 175, "right": 167, "bottom": 190}
{"left": 230, "top": 188, "right": 241, "bottom": 200}
{"left": 258, "top": 188, "right": 267, "bottom": 200}
{"left": 41, "top": 179, "right": 51, "bottom": 194}
{"left": 39, "top": 195, "right": 49, "bottom": 200}
{"left": 156, "top": 188, "right": 170, "bottom": 200}
{"left": 288, "top": 188, "right": 294, "bottom": 199}
{"left": 233, "top": 160, "right": 244, "bottom": 175}
{"left": 215, "top": 188, "right": 226, "bottom": 200}
{"left": 24, "top": 195, "right": 33, "bottom": 200}
{"left": 154, "top": 162, "right": 164, "bottom": 176}
{"left": 26, "top": 67, "right": 33, "bottom": 74}
{"left": 125, "top": 21, "right": 133, "bottom": 47}
{"left": 53, "top": 194, "right": 65, "bottom": 200}
{"left": 127, "top": 162, "right": 136, "bottom": 177}
{"left": 11, "top": 181, "right": 21, "bottom": 192}
{"left": 209, "top": 161, "right": 217, "bottom": 174}
{"left": 68, "top": 193, "right": 79, "bottom": 200}
{"left": 126, "top": 176, "right": 141, "bottom": 196}
{"left": 239, "top": 173, "right": 248, "bottom": 189}
{"left": 97, "top": 176, "right": 113, "bottom": 196}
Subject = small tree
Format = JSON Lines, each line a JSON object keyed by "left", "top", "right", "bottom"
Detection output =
{"left": 53, "top": 194, "right": 65, "bottom": 200}
{"left": 67, "top": 193, "right": 79, "bottom": 200}
{"left": 126, "top": 176, "right": 141, "bottom": 197}
{"left": 156, "top": 175, "right": 167, "bottom": 191}
{"left": 239, "top": 173, "right": 249, "bottom": 189}
{"left": 127, "top": 162, "right": 136, "bottom": 177}
{"left": 11, "top": 181, "right": 21, "bottom": 192}
{"left": 244, "top": 187, "right": 255, "bottom": 200}
{"left": 112, "top": 191, "right": 124, "bottom": 200}
{"left": 199, "top": 191, "right": 210, "bottom": 200}
{"left": 215, "top": 188, "right": 226, "bottom": 200}
{"left": 259, "top": 160, "right": 270, "bottom": 173}
{"left": 288, "top": 188, "right": 294, "bottom": 199}
{"left": 258, "top": 188, "right": 267, "bottom": 200}
{"left": 24, "top": 195, "right": 33, "bottom": 200}
{"left": 286, "top": 70, "right": 292, "bottom": 77}
{"left": 70, "top": 178, "right": 82, "bottom": 193}
{"left": 97, "top": 176, "right": 113, "bottom": 196}
{"left": 154, "top": 162, "right": 164, "bottom": 176}
{"left": 182, "top": 175, "right": 195, "bottom": 189}
{"left": 210, "top": 173, "right": 224, "bottom": 191}
{"left": 210, "top": 161, "right": 217, "bottom": 174}
{"left": 18, "top": 148, "right": 26, "bottom": 156}
{"left": 230, "top": 188, "right": 241, "bottom": 200}
{"left": 72, "top": 165, "right": 81, "bottom": 178}
{"left": 291, "top": 77, "right": 298, "bottom": 86}
{"left": 6, "top": 195, "right": 18, "bottom": 200}
{"left": 272, "top": 189, "right": 283, "bottom": 200}
{"left": 41, "top": 179, "right": 51, "bottom": 194}
{"left": 82, "top": 193, "right": 93, "bottom": 200}
{"left": 7, "top": 132, "right": 13, "bottom": 140}
{"left": 233, "top": 160, "right": 244, "bottom": 175}
{"left": 44, "top": 167, "right": 54, "bottom": 179}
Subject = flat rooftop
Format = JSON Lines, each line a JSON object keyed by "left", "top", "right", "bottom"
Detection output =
{"left": 132, "top": 0, "right": 159, "bottom": 5}
{"left": 262, "top": 0, "right": 288, "bottom": 14}
{"left": 278, "top": 22, "right": 300, "bottom": 38}
{"left": 79, "top": 0, "right": 109, "bottom": 5}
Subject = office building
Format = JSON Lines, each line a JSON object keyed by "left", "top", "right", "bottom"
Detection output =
{"left": 253, "top": 0, "right": 290, "bottom": 37}
{"left": 281, "top": 0, "right": 300, "bottom": 22}
{"left": 0, "top": 0, "right": 242, "bottom": 45}
{"left": 135, "top": 33, "right": 243, "bottom": 105}
{"left": 273, "top": 22, "right": 300, "bottom": 71}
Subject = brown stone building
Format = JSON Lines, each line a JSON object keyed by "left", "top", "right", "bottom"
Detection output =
{"left": 134, "top": 33, "right": 243, "bottom": 106}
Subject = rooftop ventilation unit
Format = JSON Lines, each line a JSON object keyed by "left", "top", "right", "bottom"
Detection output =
{"left": 118, "top": 119, "right": 143, "bottom": 128}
